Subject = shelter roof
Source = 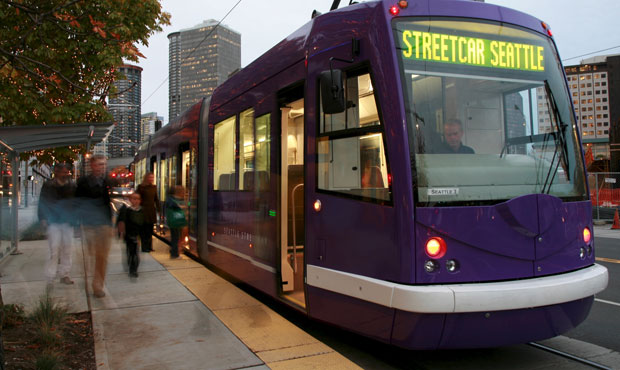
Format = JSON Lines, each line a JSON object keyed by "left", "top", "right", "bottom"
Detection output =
{"left": 0, "top": 122, "right": 113, "bottom": 153}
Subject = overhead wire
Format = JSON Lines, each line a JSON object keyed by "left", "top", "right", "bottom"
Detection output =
{"left": 562, "top": 45, "right": 620, "bottom": 62}
{"left": 141, "top": 0, "right": 244, "bottom": 107}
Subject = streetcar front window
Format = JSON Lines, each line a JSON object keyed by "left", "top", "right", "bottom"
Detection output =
{"left": 393, "top": 18, "right": 587, "bottom": 206}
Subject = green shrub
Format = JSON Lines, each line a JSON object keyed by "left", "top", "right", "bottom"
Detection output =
{"left": 30, "top": 293, "right": 67, "bottom": 330}
{"left": 1, "top": 303, "right": 25, "bottom": 328}
{"left": 35, "top": 350, "right": 61, "bottom": 370}
{"left": 36, "top": 322, "right": 62, "bottom": 347}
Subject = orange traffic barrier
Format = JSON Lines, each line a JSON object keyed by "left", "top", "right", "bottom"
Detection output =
{"left": 612, "top": 209, "right": 620, "bottom": 230}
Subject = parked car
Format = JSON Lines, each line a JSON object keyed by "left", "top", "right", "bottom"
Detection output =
{"left": 109, "top": 187, "right": 134, "bottom": 198}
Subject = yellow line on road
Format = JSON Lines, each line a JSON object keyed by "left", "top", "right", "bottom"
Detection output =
{"left": 596, "top": 257, "right": 620, "bottom": 264}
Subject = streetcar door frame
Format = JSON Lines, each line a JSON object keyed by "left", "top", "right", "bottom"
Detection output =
{"left": 277, "top": 83, "right": 306, "bottom": 308}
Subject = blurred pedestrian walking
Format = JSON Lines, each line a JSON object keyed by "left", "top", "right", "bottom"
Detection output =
{"left": 38, "top": 162, "right": 76, "bottom": 287}
{"left": 136, "top": 172, "right": 159, "bottom": 252}
{"left": 117, "top": 192, "right": 144, "bottom": 278}
{"left": 76, "top": 155, "right": 113, "bottom": 298}
{"left": 165, "top": 185, "right": 186, "bottom": 258}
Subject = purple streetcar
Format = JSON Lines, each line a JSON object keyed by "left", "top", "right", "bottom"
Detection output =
{"left": 135, "top": 0, "right": 608, "bottom": 349}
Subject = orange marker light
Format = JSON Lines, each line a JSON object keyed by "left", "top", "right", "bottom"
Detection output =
{"left": 398, "top": 0, "right": 408, "bottom": 8}
{"left": 425, "top": 237, "right": 447, "bottom": 259}
{"left": 583, "top": 227, "right": 591, "bottom": 244}
{"left": 541, "top": 21, "right": 552, "bottom": 37}
{"left": 313, "top": 199, "right": 322, "bottom": 212}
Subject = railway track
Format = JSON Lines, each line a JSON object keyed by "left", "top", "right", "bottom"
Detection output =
{"left": 528, "top": 342, "right": 613, "bottom": 370}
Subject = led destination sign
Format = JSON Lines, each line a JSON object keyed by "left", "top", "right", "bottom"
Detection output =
{"left": 401, "top": 30, "right": 545, "bottom": 72}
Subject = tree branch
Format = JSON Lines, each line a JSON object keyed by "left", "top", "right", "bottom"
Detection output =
{"left": 0, "top": 46, "right": 97, "bottom": 96}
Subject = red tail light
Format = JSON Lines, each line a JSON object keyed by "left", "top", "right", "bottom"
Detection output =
{"left": 425, "top": 237, "right": 447, "bottom": 259}
{"left": 583, "top": 227, "right": 591, "bottom": 244}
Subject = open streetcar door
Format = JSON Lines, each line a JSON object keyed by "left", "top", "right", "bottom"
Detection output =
{"left": 278, "top": 85, "right": 306, "bottom": 308}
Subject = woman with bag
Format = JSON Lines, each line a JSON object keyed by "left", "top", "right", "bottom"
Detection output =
{"left": 165, "top": 185, "right": 187, "bottom": 258}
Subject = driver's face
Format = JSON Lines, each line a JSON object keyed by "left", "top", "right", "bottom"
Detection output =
{"left": 444, "top": 124, "right": 463, "bottom": 150}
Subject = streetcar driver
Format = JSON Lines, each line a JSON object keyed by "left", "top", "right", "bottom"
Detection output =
{"left": 438, "top": 118, "right": 475, "bottom": 154}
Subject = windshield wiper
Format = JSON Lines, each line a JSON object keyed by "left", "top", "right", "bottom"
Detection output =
{"left": 541, "top": 79, "right": 570, "bottom": 193}
{"left": 501, "top": 133, "right": 553, "bottom": 158}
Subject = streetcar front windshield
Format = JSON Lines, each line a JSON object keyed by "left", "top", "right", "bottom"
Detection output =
{"left": 393, "top": 18, "right": 587, "bottom": 206}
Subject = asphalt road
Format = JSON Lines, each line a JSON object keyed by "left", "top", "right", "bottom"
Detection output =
{"left": 564, "top": 236, "right": 620, "bottom": 352}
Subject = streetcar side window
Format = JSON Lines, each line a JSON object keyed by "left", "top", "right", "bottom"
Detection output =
{"left": 318, "top": 69, "right": 391, "bottom": 203}
{"left": 239, "top": 108, "right": 255, "bottom": 191}
{"left": 168, "top": 155, "right": 177, "bottom": 191}
{"left": 320, "top": 73, "right": 380, "bottom": 133}
{"left": 158, "top": 154, "right": 167, "bottom": 201}
{"left": 255, "top": 113, "right": 271, "bottom": 191}
{"left": 214, "top": 116, "right": 236, "bottom": 191}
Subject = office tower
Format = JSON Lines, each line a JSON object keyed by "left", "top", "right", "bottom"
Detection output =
{"left": 106, "top": 64, "right": 142, "bottom": 158}
{"left": 168, "top": 20, "right": 241, "bottom": 122}
{"left": 141, "top": 112, "right": 163, "bottom": 143}
{"left": 563, "top": 55, "right": 620, "bottom": 166}
{"left": 168, "top": 31, "right": 181, "bottom": 123}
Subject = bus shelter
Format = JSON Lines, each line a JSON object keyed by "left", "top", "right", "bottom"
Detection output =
{"left": 0, "top": 123, "right": 113, "bottom": 259}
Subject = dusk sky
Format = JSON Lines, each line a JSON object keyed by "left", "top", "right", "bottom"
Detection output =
{"left": 136, "top": 0, "right": 620, "bottom": 124}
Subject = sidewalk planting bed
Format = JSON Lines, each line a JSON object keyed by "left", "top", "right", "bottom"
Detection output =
{"left": 2, "top": 303, "right": 96, "bottom": 369}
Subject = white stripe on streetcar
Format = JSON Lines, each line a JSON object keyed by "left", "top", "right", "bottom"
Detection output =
{"left": 307, "top": 264, "right": 608, "bottom": 313}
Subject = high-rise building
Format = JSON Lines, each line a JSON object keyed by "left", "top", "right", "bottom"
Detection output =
{"left": 168, "top": 20, "right": 241, "bottom": 122}
{"left": 563, "top": 55, "right": 620, "bottom": 166}
{"left": 168, "top": 31, "right": 181, "bottom": 122}
{"left": 141, "top": 112, "right": 163, "bottom": 142}
{"left": 104, "top": 64, "right": 142, "bottom": 158}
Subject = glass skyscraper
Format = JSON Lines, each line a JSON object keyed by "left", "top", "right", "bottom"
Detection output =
{"left": 106, "top": 64, "right": 142, "bottom": 158}
{"left": 168, "top": 20, "right": 241, "bottom": 122}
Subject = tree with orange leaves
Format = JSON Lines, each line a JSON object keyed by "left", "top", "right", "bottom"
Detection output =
{"left": 0, "top": 0, "right": 170, "bottom": 163}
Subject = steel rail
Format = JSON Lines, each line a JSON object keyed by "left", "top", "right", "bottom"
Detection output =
{"left": 528, "top": 342, "right": 612, "bottom": 370}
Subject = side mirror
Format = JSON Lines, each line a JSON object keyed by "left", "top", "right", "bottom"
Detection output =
{"left": 320, "top": 69, "right": 345, "bottom": 114}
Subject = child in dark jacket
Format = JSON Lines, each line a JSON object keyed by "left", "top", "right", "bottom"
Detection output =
{"left": 117, "top": 193, "right": 144, "bottom": 277}
{"left": 164, "top": 185, "right": 187, "bottom": 258}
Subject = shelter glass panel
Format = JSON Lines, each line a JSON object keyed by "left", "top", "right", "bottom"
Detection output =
{"left": 0, "top": 150, "right": 15, "bottom": 257}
